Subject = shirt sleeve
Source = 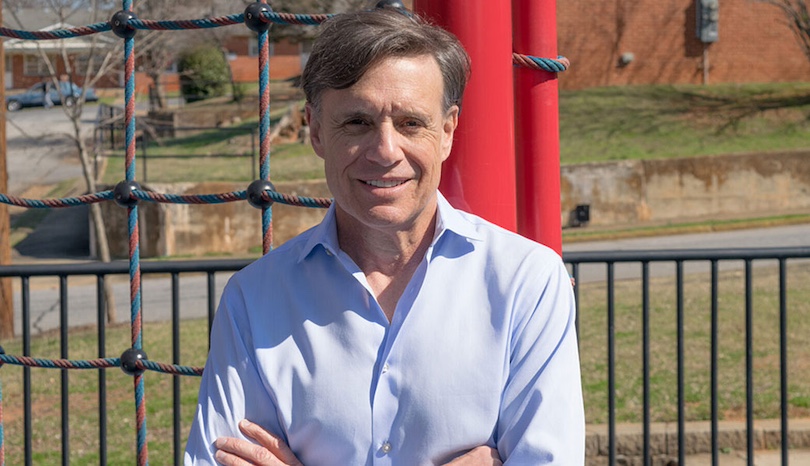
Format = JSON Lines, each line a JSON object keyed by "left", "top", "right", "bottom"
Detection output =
{"left": 184, "top": 279, "right": 283, "bottom": 465}
{"left": 497, "top": 254, "right": 585, "bottom": 464}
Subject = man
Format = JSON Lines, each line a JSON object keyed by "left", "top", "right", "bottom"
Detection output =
{"left": 43, "top": 81, "right": 54, "bottom": 109}
{"left": 185, "top": 6, "right": 584, "bottom": 465}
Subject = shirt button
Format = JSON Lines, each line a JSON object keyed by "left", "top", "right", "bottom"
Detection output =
{"left": 325, "top": 249, "right": 333, "bottom": 256}
{"left": 381, "top": 442, "right": 392, "bottom": 454}
{"left": 382, "top": 363, "right": 389, "bottom": 373}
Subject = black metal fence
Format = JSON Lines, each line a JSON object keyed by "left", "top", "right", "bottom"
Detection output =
{"left": 0, "top": 259, "right": 251, "bottom": 466}
{"left": 565, "top": 247, "right": 810, "bottom": 465}
{"left": 1, "top": 246, "right": 809, "bottom": 465}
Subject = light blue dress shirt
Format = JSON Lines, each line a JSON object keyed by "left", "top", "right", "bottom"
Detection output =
{"left": 185, "top": 192, "right": 584, "bottom": 465}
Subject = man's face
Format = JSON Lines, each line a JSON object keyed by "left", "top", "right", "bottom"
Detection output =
{"left": 307, "top": 55, "right": 459, "bottom": 238}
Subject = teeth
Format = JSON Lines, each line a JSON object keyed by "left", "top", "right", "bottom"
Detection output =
{"left": 366, "top": 180, "right": 405, "bottom": 188}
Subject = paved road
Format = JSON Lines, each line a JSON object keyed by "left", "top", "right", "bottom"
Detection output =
{"left": 5, "top": 104, "right": 98, "bottom": 195}
{"left": 13, "top": 271, "right": 231, "bottom": 336}
{"left": 6, "top": 222, "right": 809, "bottom": 335}
{"left": 563, "top": 223, "right": 810, "bottom": 284}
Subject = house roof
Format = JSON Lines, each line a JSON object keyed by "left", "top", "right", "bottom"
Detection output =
{"left": 3, "top": 6, "right": 110, "bottom": 31}
{"left": 4, "top": 23, "right": 117, "bottom": 53}
{"left": 3, "top": 5, "right": 116, "bottom": 53}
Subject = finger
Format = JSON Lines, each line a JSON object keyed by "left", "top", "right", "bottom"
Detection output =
{"left": 443, "top": 445, "right": 502, "bottom": 465}
{"left": 214, "top": 435, "right": 286, "bottom": 466}
{"left": 238, "top": 419, "right": 303, "bottom": 465}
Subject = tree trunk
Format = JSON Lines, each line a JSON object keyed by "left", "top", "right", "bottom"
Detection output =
{"left": 0, "top": 152, "right": 12, "bottom": 340}
{"left": 147, "top": 71, "right": 166, "bottom": 110}
{"left": 0, "top": 20, "right": 13, "bottom": 340}
{"left": 72, "top": 114, "right": 117, "bottom": 324}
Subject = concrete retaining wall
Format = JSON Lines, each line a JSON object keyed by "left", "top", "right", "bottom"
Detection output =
{"left": 100, "top": 180, "right": 330, "bottom": 258}
{"left": 561, "top": 151, "right": 810, "bottom": 228}
{"left": 585, "top": 418, "right": 810, "bottom": 465}
{"left": 99, "top": 151, "right": 810, "bottom": 258}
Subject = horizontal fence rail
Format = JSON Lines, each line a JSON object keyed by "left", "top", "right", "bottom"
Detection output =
{"left": 1, "top": 247, "right": 810, "bottom": 464}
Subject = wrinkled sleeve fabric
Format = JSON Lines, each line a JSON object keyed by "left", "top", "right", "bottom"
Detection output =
{"left": 497, "top": 252, "right": 585, "bottom": 465}
{"left": 183, "top": 278, "right": 282, "bottom": 466}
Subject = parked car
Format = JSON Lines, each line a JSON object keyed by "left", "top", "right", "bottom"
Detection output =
{"left": 5, "top": 81, "right": 99, "bottom": 111}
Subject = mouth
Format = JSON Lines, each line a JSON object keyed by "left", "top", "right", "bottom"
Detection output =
{"left": 363, "top": 179, "right": 408, "bottom": 188}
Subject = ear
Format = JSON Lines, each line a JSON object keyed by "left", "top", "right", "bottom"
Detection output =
{"left": 305, "top": 103, "right": 325, "bottom": 159}
{"left": 440, "top": 105, "right": 459, "bottom": 162}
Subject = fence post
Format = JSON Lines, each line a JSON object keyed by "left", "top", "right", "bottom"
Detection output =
{"left": 251, "top": 128, "right": 257, "bottom": 181}
{"left": 141, "top": 132, "right": 148, "bottom": 183}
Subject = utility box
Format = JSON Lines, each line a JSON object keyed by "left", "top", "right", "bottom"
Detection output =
{"left": 569, "top": 204, "right": 591, "bottom": 228}
{"left": 696, "top": 0, "right": 719, "bottom": 43}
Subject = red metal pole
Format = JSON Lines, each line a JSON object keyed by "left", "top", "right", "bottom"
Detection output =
{"left": 513, "top": 0, "right": 563, "bottom": 254}
{"left": 414, "top": 0, "right": 517, "bottom": 231}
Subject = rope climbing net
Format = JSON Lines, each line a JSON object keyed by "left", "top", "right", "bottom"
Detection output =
{"left": 0, "top": 1, "right": 569, "bottom": 464}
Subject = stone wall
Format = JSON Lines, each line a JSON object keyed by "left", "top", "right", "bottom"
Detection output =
{"left": 561, "top": 151, "right": 810, "bottom": 227}
{"left": 100, "top": 180, "right": 330, "bottom": 258}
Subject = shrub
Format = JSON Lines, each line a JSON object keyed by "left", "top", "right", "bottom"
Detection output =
{"left": 178, "top": 44, "right": 230, "bottom": 103}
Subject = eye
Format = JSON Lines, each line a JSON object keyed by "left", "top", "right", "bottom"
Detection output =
{"left": 345, "top": 118, "right": 369, "bottom": 126}
{"left": 400, "top": 118, "right": 426, "bottom": 130}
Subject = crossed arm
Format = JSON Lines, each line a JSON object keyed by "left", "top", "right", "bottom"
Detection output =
{"left": 213, "top": 419, "right": 502, "bottom": 466}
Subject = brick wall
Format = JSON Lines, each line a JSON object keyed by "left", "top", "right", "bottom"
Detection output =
{"left": 557, "top": 0, "right": 810, "bottom": 90}
{"left": 229, "top": 55, "right": 302, "bottom": 82}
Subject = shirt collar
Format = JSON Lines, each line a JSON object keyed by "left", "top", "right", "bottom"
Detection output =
{"left": 297, "top": 191, "right": 483, "bottom": 263}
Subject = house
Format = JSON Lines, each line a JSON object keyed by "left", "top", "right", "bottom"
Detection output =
{"left": 224, "top": 33, "right": 308, "bottom": 83}
{"left": 2, "top": 7, "right": 308, "bottom": 94}
{"left": 4, "top": 22, "right": 118, "bottom": 90}
{"left": 6, "top": 0, "right": 806, "bottom": 94}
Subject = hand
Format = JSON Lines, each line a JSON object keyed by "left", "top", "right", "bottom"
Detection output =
{"left": 214, "top": 419, "right": 303, "bottom": 466}
{"left": 442, "top": 446, "right": 502, "bottom": 465}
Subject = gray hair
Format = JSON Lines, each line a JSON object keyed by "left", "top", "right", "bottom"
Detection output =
{"left": 301, "top": 7, "right": 471, "bottom": 113}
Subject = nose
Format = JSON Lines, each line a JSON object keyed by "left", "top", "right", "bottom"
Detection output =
{"left": 365, "top": 122, "right": 403, "bottom": 167}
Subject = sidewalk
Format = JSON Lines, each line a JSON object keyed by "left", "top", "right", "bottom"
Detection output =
{"left": 686, "top": 448, "right": 810, "bottom": 465}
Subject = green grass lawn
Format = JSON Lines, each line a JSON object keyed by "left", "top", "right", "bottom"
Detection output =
{"left": 0, "top": 319, "right": 209, "bottom": 465}
{"left": 578, "top": 261, "right": 810, "bottom": 424}
{"left": 100, "top": 81, "right": 810, "bottom": 184}
{"left": 560, "top": 82, "right": 810, "bottom": 164}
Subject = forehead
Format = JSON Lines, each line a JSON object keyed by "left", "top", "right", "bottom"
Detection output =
{"left": 322, "top": 55, "right": 444, "bottom": 114}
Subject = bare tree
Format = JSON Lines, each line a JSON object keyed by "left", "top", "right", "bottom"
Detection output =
{"left": 6, "top": 0, "right": 123, "bottom": 322}
{"left": 135, "top": 0, "right": 208, "bottom": 110}
{"left": 759, "top": 0, "right": 810, "bottom": 62}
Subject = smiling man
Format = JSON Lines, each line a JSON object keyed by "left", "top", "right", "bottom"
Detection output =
{"left": 185, "top": 6, "right": 584, "bottom": 466}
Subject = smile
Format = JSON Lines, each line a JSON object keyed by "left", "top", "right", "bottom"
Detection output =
{"left": 364, "top": 179, "right": 407, "bottom": 188}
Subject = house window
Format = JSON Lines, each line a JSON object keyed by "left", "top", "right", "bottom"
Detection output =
{"left": 72, "top": 55, "right": 92, "bottom": 76}
{"left": 248, "top": 37, "right": 274, "bottom": 57}
{"left": 23, "top": 55, "right": 50, "bottom": 76}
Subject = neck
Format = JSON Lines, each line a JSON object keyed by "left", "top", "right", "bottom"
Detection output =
{"left": 336, "top": 210, "right": 437, "bottom": 321}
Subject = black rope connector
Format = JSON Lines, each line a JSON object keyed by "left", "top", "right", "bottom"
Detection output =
{"left": 375, "top": 0, "right": 407, "bottom": 9}
{"left": 113, "top": 180, "right": 142, "bottom": 208}
{"left": 120, "top": 348, "right": 148, "bottom": 376}
{"left": 110, "top": 10, "right": 138, "bottom": 39}
{"left": 247, "top": 179, "right": 276, "bottom": 209}
{"left": 244, "top": 2, "right": 273, "bottom": 33}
